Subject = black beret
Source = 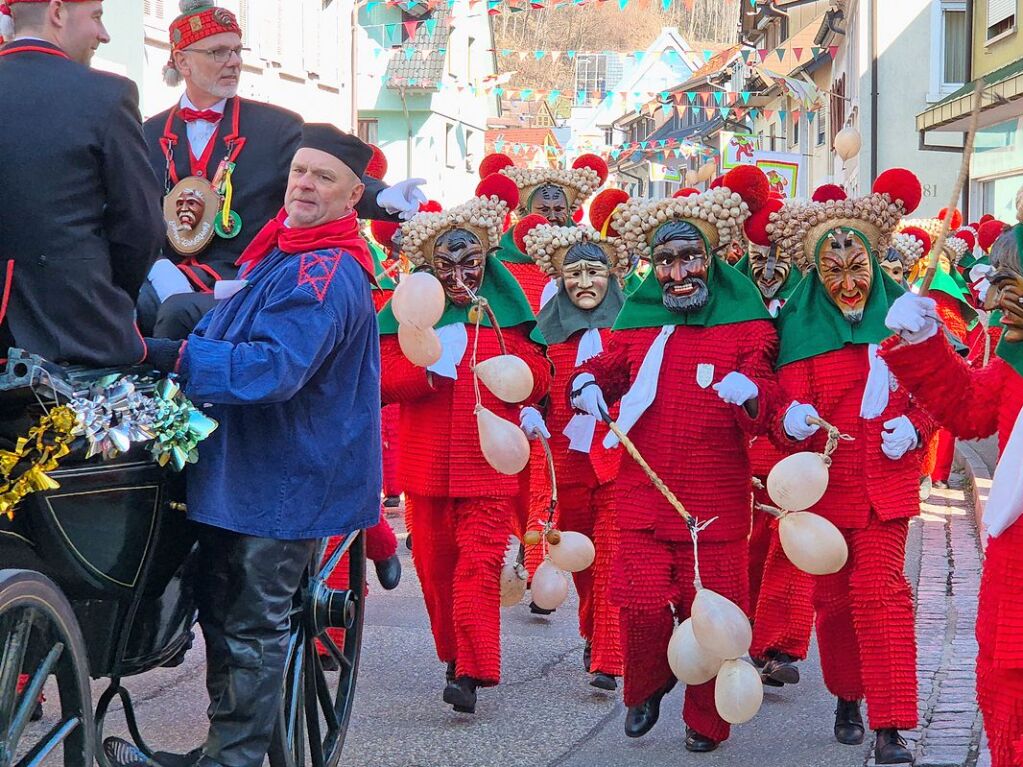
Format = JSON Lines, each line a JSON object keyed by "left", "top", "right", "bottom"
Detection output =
{"left": 299, "top": 123, "right": 373, "bottom": 179}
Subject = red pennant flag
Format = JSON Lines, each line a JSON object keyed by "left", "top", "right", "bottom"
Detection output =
{"left": 403, "top": 20, "right": 420, "bottom": 39}
{"left": 829, "top": 45, "right": 840, "bottom": 59}
{"left": 758, "top": 49, "right": 769, "bottom": 62}
{"left": 793, "top": 47, "right": 803, "bottom": 61}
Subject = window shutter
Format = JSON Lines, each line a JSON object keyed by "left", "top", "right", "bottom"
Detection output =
{"left": 989, "top": 0, "right": 1015, "bottom": 27}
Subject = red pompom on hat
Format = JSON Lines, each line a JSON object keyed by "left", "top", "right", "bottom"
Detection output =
{"left": 478, "top": 153, "right": 515, "bottom": 180}
{"left": 980, "top": 213, "right": 995, "bottom": 225}
{"left": 900, "top": 226, "right": 932, "bottom": 255}
{"left": 978, "top": 219, "right": 1010, "bottom": 253}
{"left": 723, "top": 164, "right": 770, "bottom": 213}
{"left": 572, "top": 154, "right": 609, "bottom": 185}
{"left": 938, "top": 207, "right": 963, "bottom": 230}
{"left": 365, "top": 145, "right": 388, "bottom": 181}
{"left": 419, "top": 199, "right": 443, "bottom": 213}
{"left": 743, "top": 197, "right": 784, "bottom": 247}
{"left": 370, "top": 219, "right": 399, "bottom": 249}
{"left": 672, "top": 187, "right": 700, "bottom": 198}
{"left": 709, "top": 175, "right": 725, "bottom": 190}
{"left": 513, "top": 214, "right": 549, "bottom": 254}
{"left": 589, "top": 188, "right": 629, "bottom": 236}
{"left": 812, "top": 184, "right": 847, "bottom": 203}
{"left": 872, "top": 168, "right": 923, "bottom": 214}
{"left": 954, "top": 227, "right": 976, "bottom": 252}
{"left": 572, "top": 207, "right": 584, "bottom": 224}
{"left": 476, "top": 173, "right": 520, "bottom": 210}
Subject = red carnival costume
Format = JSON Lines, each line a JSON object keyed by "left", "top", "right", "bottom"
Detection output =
{"left": 765, "top": 169, "right": 931, "bottom": 764}
{"left": 881, "top": 219, "right": 1023, "bottom": 767}
{"left": 571, "top": 167, "right": 782, "bottom": 752}
{"left": 378, "top": 178, "right": 551, "bottom": 713}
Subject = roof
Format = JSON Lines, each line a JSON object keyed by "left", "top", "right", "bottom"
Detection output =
{"left": 687, "top": 45, "right": 743, "bottom": 81}
{"left": 485, "top": 127, "right": 561, "bottom": 168}
{"left": 384, "top": 15, "right": 450, "bottom": 90}
{"left": 917, "top": 57, "right": 1023, "bottom": 133}
{"left": 752, "top": 14, "right": 828, "bottom": 80}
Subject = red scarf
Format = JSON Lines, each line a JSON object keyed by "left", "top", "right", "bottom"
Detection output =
{"left": 237, "top": 208, "right": 375, "bottom": 282}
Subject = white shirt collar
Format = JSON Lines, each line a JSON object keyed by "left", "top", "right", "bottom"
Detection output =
{"left": 180, "top": 93, "right": 227, "bottom": 115}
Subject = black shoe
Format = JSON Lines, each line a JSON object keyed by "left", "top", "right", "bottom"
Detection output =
{"left": 590, "top": 672, "right": 617, "bottom": 691}
{"left": 404, "top": 533, "right": 412, "bottom": 551}
{"left": 834, "top": 698, "right": 865, "bottom": 745}
{"left": 30, "top": 700, "right": 42, "bottom": 722}
{"left": 442, "top": 676, "right": 480, "bottom": 714}
{"left": 445, "top": 661, "right": 456, "bottom": 683}
{"left": 583, "top": 640, "right": 592, "bottom": 672}
{"left": 383, "top": 495, "right": 401, "bottom": 508}
{"left": 761, "top": 653, "right": 800, "bottom": 686}
{"left": 874, "top": 729, "right": 913, "bottom": 764}
{"left": 374, "top": 555, "right": 402, "bottom": 590}
{"left": 684, "top": 728, "right": 719, "bottom": 753}
{"left": 624, "top": 679, "right": 676, "bottom": 738}
{"left": 529, "top": 600, "right": 555, "bottom": 616}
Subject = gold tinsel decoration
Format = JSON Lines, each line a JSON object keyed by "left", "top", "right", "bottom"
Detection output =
{"left": 0, "top": 406, "right": 76, "bottom": 520}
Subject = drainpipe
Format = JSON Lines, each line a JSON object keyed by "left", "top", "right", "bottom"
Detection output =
{"left": 869, "top": 0, "right": 878, "bottom": 184}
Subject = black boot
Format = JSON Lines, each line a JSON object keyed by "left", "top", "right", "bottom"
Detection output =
{"left": 374, "top": 555, "right": 402, "bottom": 590}
{"left": 834, "top": 698, "right": 865, "bottom": 745}
{"left": 590, "top": 673, "right": 617, "bottom": 691}
{"left": 383, "top": 495, "right": 401, "bottom": 509}
{"left": 405, "top": 533, "right": 413, "bottom": 551}
{"left": 624, "top": 679, "right": 676, "bottom": 738}
{"left": 529, "top": 600, "right": 555, "bottom": 616}
{"left": 445, "top": 661, "right": 456, "bottom": 683}
{"left": 684, "top": 727, "right": 719, "bottom": 753}
{"left": 583, "top": 640, "right": 592, "bottom": 672}
{"left": 442, "top": 676, "right": 480, "bottom": 714}
{"left": 874, "top": 729, "right": 913, "bottom": 764}
{"left": 760, "top": 653, "right": 800, "bottom": 686}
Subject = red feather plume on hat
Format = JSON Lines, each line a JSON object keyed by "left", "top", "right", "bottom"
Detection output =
{"left": 513, "top": 214, "right": 549, "bottom": 254}
{"left": 572, "top": 207, "right": 584, "bottom": 224}
{"left": 672, "top": 187, "right": 700, "bottom": 198}
{"left": 572, "top": 153, "right": 609, "bottom": 185}
{"left": 723, "top": 164, "right": 770, "bottom": 213}
{"left": 938, "top": 206, "right": 963, "bottom": 230}
{"left": 589, "top": 188, "right": 629, "bottom": 237}
{"left": 365, "top": 145, "right": 388, "bottom": 181}
{"left": 872, "top": 168, "right": 922, "bottom": 214}
{"left": 743, "top": 197, "right": 784, "bottom": 247}
{"left": 476, "top": 173, "right": 520, "bottom": 210}
{"left": 978, "top": 219, "right": 1009, "bottom": 253}
{"left": 709, "top": 175, "right": 725, "bottom": 190}
{"left": 812, "top": 184, "right": 847, "bottom": 203}
{"left": 979, "top": 213, "right": 995, "bottom": 225}
{"left": 899, "top": 226, "right": 932, "bottom": 255}
{"left": 478, "top": 153, "right": 515, "bottom": 180}
{"left": 954, "top": 227, "right": 976, "bottom": 252}
{"left": 370, "top": 219, "right": 400, "bottom": 249}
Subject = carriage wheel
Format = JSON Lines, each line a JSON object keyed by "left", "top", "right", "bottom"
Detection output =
{"left": 268, "top": 531, "right": 366, "bottom": 767}
{"left": 0, "top": 569, "right": 93, "bottom": 767}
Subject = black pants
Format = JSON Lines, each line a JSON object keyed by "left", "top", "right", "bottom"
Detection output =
{"left": 195, "top": 525, "right": 317, "bottom": 767}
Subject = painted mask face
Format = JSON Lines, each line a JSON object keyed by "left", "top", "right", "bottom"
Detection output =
{"left": 652, "top": 221, "right": 710, "bottom": 314}
{"left": 432, "top": 229, "right": 485, "bottom": 307}
{"left": 562, "top": 243, "right": 611, "bottom": 310}
{"left": 986, "top": 230, "right": 1023, "bottom": 342}
{"left": 529, "top": 184, "right": 571, "bottom": 226}
{"left": 818, "top": 228, "right": 873, "bottom": 323}
{"left": 175, "top": 191, "right": 206, "bottom": 232}
{"left": 724, "top": 238, "right": 746, "bottom": 265}
{"left": 879, "top": 252, "right": 905, "bottom": 285}
{"left": 749, "top": 244, "right": 791, "bottom": 299}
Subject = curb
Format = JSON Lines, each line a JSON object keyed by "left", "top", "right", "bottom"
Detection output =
{"left": 955, "top": 441, "right": 993, "bottom": 552}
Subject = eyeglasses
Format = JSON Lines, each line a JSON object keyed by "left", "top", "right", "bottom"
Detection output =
{"left": 187, "top": 46, "right": 243, "bottom": 63}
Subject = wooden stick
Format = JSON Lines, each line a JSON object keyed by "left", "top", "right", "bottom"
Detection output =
{"left": 919, "top": 81, "right": 985, "bottom": 296}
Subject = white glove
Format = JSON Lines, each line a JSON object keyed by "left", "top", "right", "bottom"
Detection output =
{"left": 885, "top": 292, "right": 940, "bottom": 344}
{"left": 783, "top": 401, "right": 821, "bottom": 441}
{"left": 570, "top": 373, "right": 609, "bottom": 420}
{"left": 974, "top": 278, "right": 992, "bottom": 304}
{"left": 712, "top": 371, "right": 759, "bottom": 406}
{"left": 881, "top": 415, "right": 919, "bottom": 460}
{"left": 377, "top": 178, "right": 428, "bottom": 220}
{"left": 519, "top": 406, "right": 551, "bottom": 440}
{"left": 970, "top": 263, "right": 994, "bottom": 283}
{"left": 148, "top": 258, "right": 193, "bottom": 303}
{"left": 426, "top": 323, "right": 468, "bottom": 380}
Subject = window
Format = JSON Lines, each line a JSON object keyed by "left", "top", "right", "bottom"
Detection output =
{"left": 987, "top": 0, "right": 1016, "bottom": 42}
{"left": 603, "top": 128, "right": 614, "bottom": 145}
{"left": 942, "top": 2, "right": 968, "bottom": 85}
{"left": 445, "top": 124, "right": 457, "bottom": 169}
{"left": 769, "top": 122, "right": 777, "bottom": 152}
{"left": 830, "top": 75, "right": 846, "bottom": 144}
{"left": 143, "top": 0, "right": 166, "bottom": 20}
{"left": 358, "top": 119, "right": 379, "bottom": 145}
{"left": 817, "top": 109, "right": 827, "bottom": 147}
{"left": 792, "top": 115, "right": 799, "bottom": 149}
{"left": 575, "top": 54, "right": 608, "bottom": 104}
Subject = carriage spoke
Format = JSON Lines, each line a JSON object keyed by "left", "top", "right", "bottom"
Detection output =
{"left": 317, "top": 634, "right": 351, "bottom": 673}
{"left": 315, "top": 532, "right": 358, "bottom": 581}
{"left": 0, "top": 609, "right": 36, "bottom": 731}
{"left": 6, "top": 643, "right": 63, "bottom": 752}
{"left": 311, "top": 650, "right": 339, "bottom": 734}
{"left": 286, "top": 639, "right": 306, "bottom": 751}
{"left": 303, "top": 646, "right": 326, "bottom": 767}
{"left": 13, "top": 715, "right": 81, "bottom": 767}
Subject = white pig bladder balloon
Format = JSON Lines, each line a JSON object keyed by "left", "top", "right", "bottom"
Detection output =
{"left": 779, "top": 511, "right": 849, "bottom": 575}
{"left": 690, "top": 588, "right": 752, "bottom": 661}
{"left": 474, "top": 355, "right": 534, "bottom": 404}
{"left": 667, "top": 618, "right": 724, "bottom": 685}
{"left": 766, "top": 451, "right": 830, "bottom": 512}
{"left": 397, "top": 323, "right": 442, "bottom": 367}
{"left": 714, "top": 659, "right": 764, "bottom": 724}
{"left": 548, "top": 531, "right": 595, "bottom": 573}
{"left": 531, "top": 560, "right": 569, "bottom": 610}
{"left": 476, "top": 406, "right": 530, "bottom": 475}
{"left": 500, "top": 562, "right": 528, "bottom": 607}
{"left": 391, "top": 271, "right": 445, "bottom": 329}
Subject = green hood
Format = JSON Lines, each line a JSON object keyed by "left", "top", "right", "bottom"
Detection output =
{"left": 378, "top": 254, "right": 545, "bottom": 345}
{"left": 912, "top": 268, "right": 978, "bottom": 328}
{"left": 369, "top": 240, "right": 396, "bottom": 291}
{"left": 613, "top": 255, "right": 771, "bottom": 331}
{"left": 776, "top": 251, "right": 905, "bottom": 368}
{"left": 536, "top": 279, "right": 625, "bottom": 345}
{"left": 733, "top": 254, "right": 803, "bottom": 302}
{"left": 992, "top": 310, "right": 1023, "bottom": 377}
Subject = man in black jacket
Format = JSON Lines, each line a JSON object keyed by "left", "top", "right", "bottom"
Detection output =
{"left": 139, "top": 0, "right": 426, "bottom": 339}
{"left": 0, "top": 0, "right": 164, "bottom": 366}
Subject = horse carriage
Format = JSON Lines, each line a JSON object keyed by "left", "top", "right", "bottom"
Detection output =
{"left": 0, "top": 351, "right": 366, "bottom": 767}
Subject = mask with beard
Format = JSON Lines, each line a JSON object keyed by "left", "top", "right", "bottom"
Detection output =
{"left": 432, "top": 229, "right": 486, "bottom": 306}
{"left": 652, "top": 221, "right": 710, "bottom": 314}
{"left": 817, "top": 228, "right": 873, "bottom": 324}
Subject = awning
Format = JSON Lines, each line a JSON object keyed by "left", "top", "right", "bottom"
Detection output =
{"left": 917, "top": 57, "right": 1023, "bottom": 133}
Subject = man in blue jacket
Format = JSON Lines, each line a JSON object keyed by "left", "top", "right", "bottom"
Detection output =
{"left": 105, "top": 124, "right": 382, "bottom": 767}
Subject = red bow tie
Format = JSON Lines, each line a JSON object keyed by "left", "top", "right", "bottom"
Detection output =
{"left": 179, "top": 107, "right": 223, "bottom": 124}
